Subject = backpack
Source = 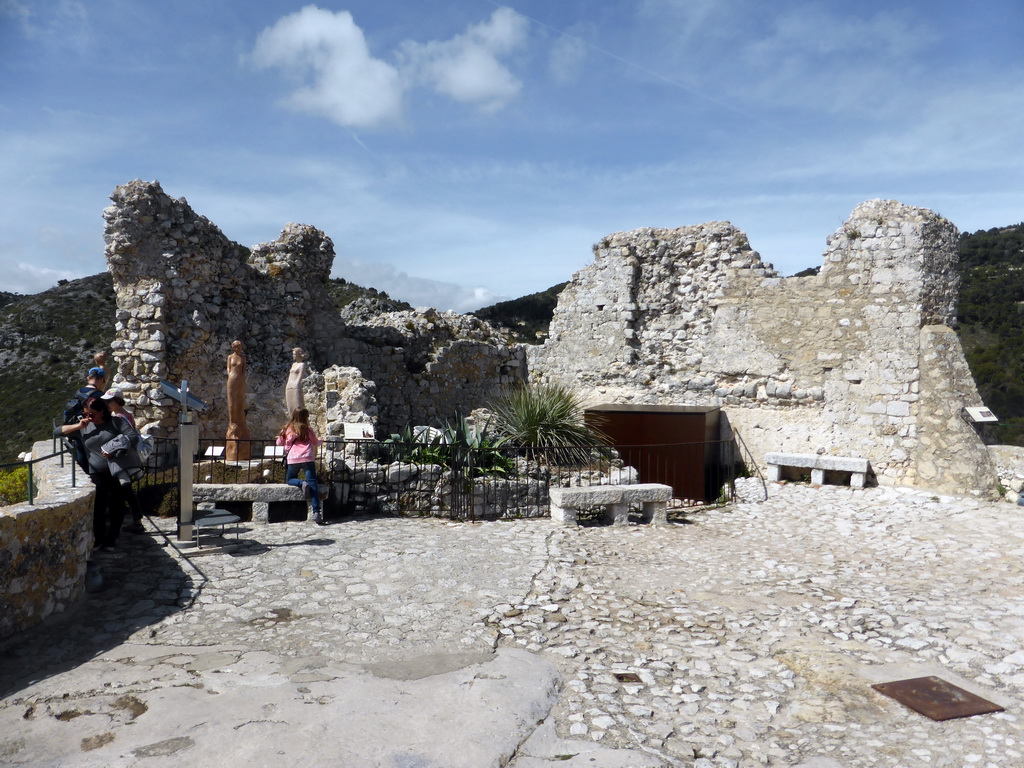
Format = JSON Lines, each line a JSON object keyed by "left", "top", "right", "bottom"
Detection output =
{"left": 63, "top": 386, "right": 99, "bottom": 425}
{"left": 62, "top": 386, "right": 100, "bottom": 471}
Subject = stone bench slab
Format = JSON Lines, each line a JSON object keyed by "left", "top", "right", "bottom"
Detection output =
{"left": 549, "top": 483, "right": 673, "bottom": 527}
{"left": 764, "top": 452, "right": 869, "bottom": 487}
{"left": 549, "top": 484, "right": 672, "bottom": 507}
{"left": 193, "top": 484, "right": 305, "bottom": 523}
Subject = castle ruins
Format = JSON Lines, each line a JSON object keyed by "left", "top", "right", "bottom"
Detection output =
{"left": 102, "top": 181, "right": 997, "bottom": 496}
{"left": 530, "top": 200, "right": 997, "bottom": 496}
{"left": 103, "top": 180, "right": 526, "bottom": 439}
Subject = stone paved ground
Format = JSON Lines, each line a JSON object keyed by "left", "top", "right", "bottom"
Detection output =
{"left": 2, "top": 480, "right": 1023, "bottom": 767}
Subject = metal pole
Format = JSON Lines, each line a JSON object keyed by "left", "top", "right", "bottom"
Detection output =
{"left": 177, "top": 380, "right": 196, "bottom": 544}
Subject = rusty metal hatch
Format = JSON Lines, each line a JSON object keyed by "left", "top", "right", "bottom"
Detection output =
{"left": 871, "top": 676, "right": 1005, "bottom": 721}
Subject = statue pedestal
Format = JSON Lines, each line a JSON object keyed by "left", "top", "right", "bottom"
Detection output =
{"left": 225, "top": 422, "right": 251, "bottom": 461}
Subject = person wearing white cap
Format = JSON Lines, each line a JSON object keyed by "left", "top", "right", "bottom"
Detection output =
{"left": 102, "top": 388, "right": 136, "bottom": 429}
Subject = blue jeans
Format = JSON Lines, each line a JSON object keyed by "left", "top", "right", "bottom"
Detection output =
{"left": 286, "top": 462, "right": 321, "bottom": 516}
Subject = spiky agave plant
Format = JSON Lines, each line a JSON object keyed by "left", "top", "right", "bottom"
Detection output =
{"left": 489, "top": 383, "right": 605, "bottom": 465}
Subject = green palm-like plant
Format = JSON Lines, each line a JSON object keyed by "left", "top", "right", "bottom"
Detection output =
{"left": 489, "top": 383, "right": 605, "bottom": 465}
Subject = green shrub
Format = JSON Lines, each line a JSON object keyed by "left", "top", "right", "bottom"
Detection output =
{"left": 0, "top": 466, "right": 31, "bottom": 506}
{"left": 382, "top": 415, "right": 515, "bottom": 477}
{"left": 488, "top": 383, "right": 607, "bottom": 465}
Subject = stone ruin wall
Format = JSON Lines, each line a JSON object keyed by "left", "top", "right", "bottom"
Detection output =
{"left": 530, "top": 200, "right": 998, "bottom": 496}
{"left": 103, "top": 180, "right": 525, "bottom": 439}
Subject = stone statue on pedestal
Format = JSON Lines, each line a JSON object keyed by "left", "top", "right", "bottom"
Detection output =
{"left": 225, "top": 339, "right": 251, "bottom": 461}
{"left": 285, "top": 347, "right": 307, "bottom": 414}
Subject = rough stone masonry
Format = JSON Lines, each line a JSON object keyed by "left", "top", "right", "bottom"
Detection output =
{"left": 102, "top": 182, "right": 995, "bottom": 496}
{"left": 102, "top": 180, "right": 526, "bottom": 440}
{"left": 530, "top": 199, "right": 997, "bottom": 496}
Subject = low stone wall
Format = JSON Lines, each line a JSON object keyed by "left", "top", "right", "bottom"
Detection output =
{"left": 347, "top": 461, "right": 550, "bottom": 520}
{"left": 0, "top": 441, "right": 92, "bottom": 642}
{"left": 988, "top": 445, "right": 1024, "bottom": 503}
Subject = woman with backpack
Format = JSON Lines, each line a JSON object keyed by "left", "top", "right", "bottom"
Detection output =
{"left": 54, "top": 395, "right": 140, "bottom": 550}
{"left": 276, "top": 407, "right": 323, "bottom": 525}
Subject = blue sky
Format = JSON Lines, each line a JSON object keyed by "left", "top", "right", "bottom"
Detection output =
{"left": 2, "top": 0, "right": 1023, "bottom": 311}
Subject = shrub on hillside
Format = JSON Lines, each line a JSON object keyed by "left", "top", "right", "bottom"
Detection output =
{"left": 0, "top": 466, "right": 31, "bottom": 506}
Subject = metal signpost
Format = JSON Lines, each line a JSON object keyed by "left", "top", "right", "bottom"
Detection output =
{"left": 160, "top": 380, "right": 207, "bottom": 544}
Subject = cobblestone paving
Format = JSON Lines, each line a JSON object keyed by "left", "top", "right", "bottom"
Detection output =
{"left": 496, "top": 480, "right": 1024, "bottom": 767}
{"left": 3, "top": 480, "right": 1023, "bottom": 767}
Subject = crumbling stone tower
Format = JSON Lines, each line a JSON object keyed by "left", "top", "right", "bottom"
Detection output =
{"left": 102, "top": 180, "right": 526, "bottom": 438}
{"left": 103, "top": 180, "right": 341, "bottom": 434}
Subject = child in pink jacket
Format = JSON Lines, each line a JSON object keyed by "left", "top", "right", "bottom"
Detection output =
{"left": 276, "top": 408, "right": 323, "bottom": 525}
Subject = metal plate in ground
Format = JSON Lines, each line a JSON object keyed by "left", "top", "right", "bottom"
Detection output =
{"left": 614, "top": 673, "right": 642, "bottom": 684}
{"left": 872, "top": 676, "right": 1004, "bottom": 721}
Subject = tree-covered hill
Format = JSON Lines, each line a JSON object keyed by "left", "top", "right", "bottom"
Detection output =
{"left": 956, "top": 223, "right": 1024, "bottom": 444}
{"left": 0, "top": 274, "right": 412, "bottom": 463}
{"left": 472, "top": 282, "right": 568, "bottom": 343}
{"left": 0, "top": 274, "right": 119, "bottom": 464}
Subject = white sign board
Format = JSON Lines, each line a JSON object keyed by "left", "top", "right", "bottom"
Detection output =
{"left": 204, "top": 446, "right": 225, "bottom": 457}
{"left": 264, "top": 446, "right": 286, "bottom": 458}
{"left": 964, "top": 407, "right": 998, "bottom": 423}
{"left": 343, "top": 423, "right": 376, "bottom": 440}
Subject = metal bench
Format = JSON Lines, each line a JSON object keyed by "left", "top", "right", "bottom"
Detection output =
{"left": 549, "top": 484, "right": 673, "bottom": 527}
{"left": 192, "top": 508, "right": 241, "bottom": 547}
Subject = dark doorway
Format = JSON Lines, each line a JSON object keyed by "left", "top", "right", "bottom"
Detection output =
{"left": 585, "top": 404, "right": 722, "bottom": 503}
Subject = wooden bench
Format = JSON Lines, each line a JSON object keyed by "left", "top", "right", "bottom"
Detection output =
{"left": 549, "top": 484, "right": 673, "bottom": 527}
{"left": 764, "top": 452, "right": 869, "bottom": 488}
{"left": 193, "top": 483, "right": 307, "bottom": 523}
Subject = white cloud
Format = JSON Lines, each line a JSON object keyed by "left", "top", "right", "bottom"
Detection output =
{"left": 2, "top": 0, "right": 90, "bottom": 48}
{"left": 398, "top": 7, "right": 528, "bottom": 111}
{"left": 7, "top": 261, "right": 79, "bottom": 295}
{"left": 334, "top": 256, "right": 506, "bottom": 313}
{"left": 752, "top": 5, "right": 935, "bottom": 58}
{"left": 249, "top": 6, "right": 404, "bottom": 129}
{"left": 549, "top": 33, "right": 587, "bottom": 84}
{"left": 250, "top": 6, "right": 530, "bottom": 128}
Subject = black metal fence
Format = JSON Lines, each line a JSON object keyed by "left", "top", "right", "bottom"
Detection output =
{"left": 132, "top": 435, "right": 761, "bottom": 522}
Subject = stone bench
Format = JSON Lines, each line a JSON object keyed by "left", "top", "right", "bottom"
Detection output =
{"left": 193, "top": 484, "right": 307, "bottom": 523}
{"left": 549, "top": 484, "right": 673, "bottom": 527}
{"left": 764, "top": 452, "right": 869, "bottom": 488}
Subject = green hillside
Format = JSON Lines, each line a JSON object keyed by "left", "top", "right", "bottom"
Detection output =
{"left": 956, "top": 223, "right": 1024, "bottom": 444}
{"left": 472, "top": 282, "right": 568, "bottom": 342}
{"left": 0, "top": 274, "right": 118, "bottom": 464}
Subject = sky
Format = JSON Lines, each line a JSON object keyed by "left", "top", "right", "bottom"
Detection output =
{"left": 2, "top": 1, "right": 1023, "bottom": 312}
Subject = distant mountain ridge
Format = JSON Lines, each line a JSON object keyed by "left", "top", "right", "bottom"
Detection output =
{"left": 2, "top": 224, "right": 1022, "bottom": 462}
{"left": 0, "top": 274, "right": 411, "bottom": 462}
{"left": 471, "top": 282, "right": 568, "bottom": 342}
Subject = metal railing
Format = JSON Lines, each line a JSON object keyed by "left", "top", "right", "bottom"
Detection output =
{"left": 6, "top": 432, "right": 764, "bottom": 520}
{"left": 0, "top": 448, "right": 70, "bottom": 507}
{"left": 151, "top": 435, "right": 756, "bottom": 520}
